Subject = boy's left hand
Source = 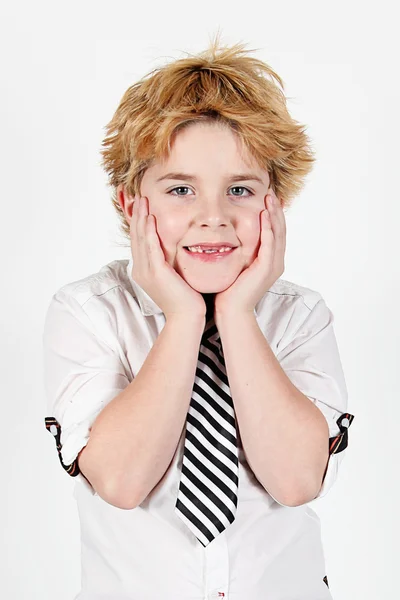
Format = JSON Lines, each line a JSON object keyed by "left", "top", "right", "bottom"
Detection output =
{"left": 214, "top": 190, "right": 286, "bottom": 317}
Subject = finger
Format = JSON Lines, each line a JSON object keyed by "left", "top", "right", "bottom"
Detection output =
{"left": 268, "top": 192, "right": 286, "bottom": 236}
{"left": 259, "top": 209, "right": 274, "bottom": 262}
{"left": 136, "top": 196, "right": 151, "bottom": 271}
{"left": 266, "top": 194, "right": 286, "bottom": 269}
{"left": 143, "top": 200, "right": 168, "bottom": 270}
{"left": 145, "top": 210, "right": 165, "bottom": 268}
{"left": 130, "top": 194, "right": 142, "bottom": 236}
{"left": 267, "top": 194, "right": 286, "bottom": 240}
{"left": 129, "top": 194, "right": 139, "bottom": 231}
{"left": 129, "top": 194, "right": 142, "bottom": 257}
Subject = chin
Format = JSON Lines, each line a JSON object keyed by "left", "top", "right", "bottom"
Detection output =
{"left": 173, "top": 254, "right": 246, "bottom": 293}
{"left": 183, "top": 275, "right": 237, "bottom": 294}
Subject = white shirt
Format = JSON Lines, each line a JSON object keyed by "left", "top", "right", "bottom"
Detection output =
{"left": 43, "top": 257, "right": 354, "bottom": 600}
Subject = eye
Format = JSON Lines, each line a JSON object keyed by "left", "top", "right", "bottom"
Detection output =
{"left": 229, "top": 186, "right": 254, "bottom": 197}
{"left": 167, "top": 186, "right": 254, "bottom": 197}
{"left": 168, "top": 186, "right": 193, "bottom": 196}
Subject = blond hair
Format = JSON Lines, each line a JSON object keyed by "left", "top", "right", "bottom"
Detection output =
{"left": 100, "top": 33, "right": 316, "bottom": 245}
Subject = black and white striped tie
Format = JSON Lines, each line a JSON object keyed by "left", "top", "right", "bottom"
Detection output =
{"left": 174, "top": 314, "right": 239, "bottom": 547}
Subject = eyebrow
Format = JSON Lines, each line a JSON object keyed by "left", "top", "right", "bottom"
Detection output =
{"left": 155, "top": 172, "right": 265, "bottom": 185}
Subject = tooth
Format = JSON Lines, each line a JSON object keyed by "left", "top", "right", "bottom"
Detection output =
{"left": 186, "top": 245, "right": 234, "bottom": 254}
{"left": 187, "top": 246, "right": 232, "bottom": 253}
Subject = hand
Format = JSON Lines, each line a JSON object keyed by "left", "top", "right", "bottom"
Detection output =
{"left": 214, "top": 190, "right": 286, "bottom": 318}
{"left": 130, "top": 196, "right": 206, "bottom": 320}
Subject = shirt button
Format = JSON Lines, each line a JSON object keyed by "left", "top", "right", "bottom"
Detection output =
{"left": 209, "top": 592, "right": 226, "bottom": 599}
{"left": 50, "top": 424, "right": 58, "bottom": 436}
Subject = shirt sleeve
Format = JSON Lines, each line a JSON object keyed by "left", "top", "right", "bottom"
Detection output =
{"left": 271, "top": 296, "right": 355, "bottom": 507}
{"left": 42, "top": 290, "right": 130, "bottom": 495}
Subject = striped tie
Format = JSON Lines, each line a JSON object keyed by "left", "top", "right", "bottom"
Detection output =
{"left": 174, "top": 314, "right": 239, "bottom": 547}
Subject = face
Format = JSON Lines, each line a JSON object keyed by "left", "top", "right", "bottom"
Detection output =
{"left": 119, "top": 121, "right": 273, "bottom": 293}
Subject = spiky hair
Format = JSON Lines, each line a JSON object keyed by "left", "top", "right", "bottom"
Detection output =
{"left": 100, "top": 32, "right": 315, "bottom": 244}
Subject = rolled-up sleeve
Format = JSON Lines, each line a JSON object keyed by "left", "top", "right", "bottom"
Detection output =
{"left": 42, "top": 290, "right": 130, "bottom": 495}
{"left": 274, "top": 297, "right": 355, "bottom": 506}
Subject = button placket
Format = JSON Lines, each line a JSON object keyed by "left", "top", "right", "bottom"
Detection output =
{"left": 204, "top": 532, "right": 229, "bottom": 599}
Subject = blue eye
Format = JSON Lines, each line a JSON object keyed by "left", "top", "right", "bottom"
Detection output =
{"left": 167, "top": 186, "right": 254, "bottom": 197}
{"left": 168, "top": 186, "right": 192, "bottom": 196}
{"left": 229, "top": 186, "right": 253, "bottom": 197}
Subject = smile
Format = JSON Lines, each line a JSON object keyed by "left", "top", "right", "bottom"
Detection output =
{"left": 183, "top": 247, "right": 237, "bottom": 262}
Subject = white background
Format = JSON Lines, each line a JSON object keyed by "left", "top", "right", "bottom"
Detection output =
{"left": 1, "top": 0, "right": 398, "bottom": 598}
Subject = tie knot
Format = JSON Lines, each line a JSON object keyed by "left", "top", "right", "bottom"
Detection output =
{"left": 201, "top": 317, "right": 221, "bottom": 348}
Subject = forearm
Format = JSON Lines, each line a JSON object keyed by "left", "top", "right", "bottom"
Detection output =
{"left": 83, "top": 313, "right": 206, "bottom": 508}
{"left": 216, "top": 311, "right": 329, "bottom": 505}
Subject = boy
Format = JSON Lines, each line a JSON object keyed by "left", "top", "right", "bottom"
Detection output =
{"left": 44, "top": 37, "right": 354, "bottom": 599}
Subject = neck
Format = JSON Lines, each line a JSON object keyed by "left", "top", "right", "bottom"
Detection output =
{"left": 202, "top": 293, "right": 216, "bottom": 320}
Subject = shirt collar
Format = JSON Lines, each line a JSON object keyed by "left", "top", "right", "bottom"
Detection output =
{"left": 126, "top": 256, "right": 259, "bottom": 317}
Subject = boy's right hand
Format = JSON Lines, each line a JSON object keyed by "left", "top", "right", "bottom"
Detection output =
{"left": 129, "top": 196, "right": 206, "bottom": 320}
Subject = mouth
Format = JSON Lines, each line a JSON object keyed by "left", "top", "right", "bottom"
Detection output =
{"left": 183, "top": 246, "right": 237, "bottom": 262}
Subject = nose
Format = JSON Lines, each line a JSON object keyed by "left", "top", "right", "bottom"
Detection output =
{"left": 194, "top": 198, "right": 233, "bottom": 227}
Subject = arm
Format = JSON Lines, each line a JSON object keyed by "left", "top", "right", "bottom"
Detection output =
{"left": 79, "top": 313, "right": 206, "bottom": 509}
{"left": 216, "top": 310, "right": 329, "bottom": 507}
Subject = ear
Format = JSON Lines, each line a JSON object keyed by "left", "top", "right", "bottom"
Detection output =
{"left": 117, "top": 184, "right": 136, "bottom": 220}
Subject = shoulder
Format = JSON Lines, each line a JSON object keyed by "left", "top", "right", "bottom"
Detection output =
{"left": 266, "top": 277, "right": 324, "bottom": 312}
{"left": 256, "top": 278, "right": 328, "bottom": 350}
{"left": 53, "top": 259, "right": 132, "bottom": 308}
{"left": 45, "top": 259, "right": 136, "bottom": 351}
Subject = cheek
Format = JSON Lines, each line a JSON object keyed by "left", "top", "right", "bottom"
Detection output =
{"left": 155, "top": 212, "right": 186, "bottom": 248}
{"left": 238, "top": 214, "right": 261, "bottom": 248}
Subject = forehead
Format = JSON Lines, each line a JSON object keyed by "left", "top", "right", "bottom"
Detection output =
{"left": 146, "top": 121, "right": 267, "bottom": 182}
